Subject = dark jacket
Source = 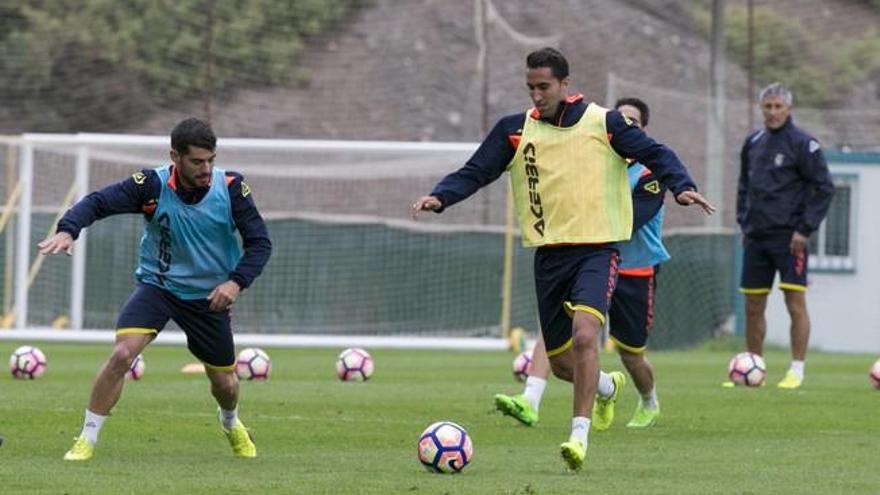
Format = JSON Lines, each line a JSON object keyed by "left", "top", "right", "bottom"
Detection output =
{"left": 737, "top": 117, "right": 834, "bottom": 237}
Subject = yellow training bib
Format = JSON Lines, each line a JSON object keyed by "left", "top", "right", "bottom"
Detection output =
{"left": 507, "top": 103, "right": 632, "bottom": 247}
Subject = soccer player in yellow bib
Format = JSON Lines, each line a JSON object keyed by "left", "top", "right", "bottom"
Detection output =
{"left": 494, "top": 97, "right": 671, "bottom": 433}
{"left": 412, "top": 48, "right": 713, "bottom": 471}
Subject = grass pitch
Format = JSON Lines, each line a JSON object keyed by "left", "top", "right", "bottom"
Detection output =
{"left": 0, "top": 342, "right": 877, "bottom": 494}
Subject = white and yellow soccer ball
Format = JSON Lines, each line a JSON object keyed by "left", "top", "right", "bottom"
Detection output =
{"left": 869, "top": 358, "right": 880, "bottom": 390}
{"left": 512, "top": 350, "right": 532, "bottom": 382}
{"left": 236, "top": 347, "right": 271, "bottom": 381}
{"left": 417, "top": 421, "right": 473, "bottom": 474}
{"left": 125, "top": 354, "right": 146, "bottom": 380}
{"left": 728, "top": 352, "right": 766, "bottom": 387}
{"left": 9, "top": 345, "right": 47, "bottom": 379}
{"left": 336, "top": 347, "right": 374, "bottom": 382}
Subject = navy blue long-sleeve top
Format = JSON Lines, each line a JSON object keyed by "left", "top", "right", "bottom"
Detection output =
{"left": 56, "top": 166, "right": 272, "bottom": 289}
{"left": 631, "top": 166, "right": 668, "bottom": 232}
{"left": 430, "top": 95, "right": 696, "bottom": 211}
{"left": 737, "top": 116, "right": 835, "bottom": 237}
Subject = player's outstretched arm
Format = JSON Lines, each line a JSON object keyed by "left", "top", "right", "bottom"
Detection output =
{"left": 608, "top": 110, "right": 714, "bottom": 216}
{"left": 411, "top": 195, "right": 443, "bottom": 220}
{"left": 674, "top": 190, "right": 716, "bottom": 215}
{"left": 37, "top": 232, "right": 74, "bottom": 256}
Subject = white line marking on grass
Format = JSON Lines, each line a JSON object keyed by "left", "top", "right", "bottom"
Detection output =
{"left": 7, "top": 405, "right": 427, "bottom": 426}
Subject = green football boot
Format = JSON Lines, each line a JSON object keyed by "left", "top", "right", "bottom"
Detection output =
{"left": 493, "top": 393, "right": 538, "bottom": 426}
{"left": 626, "top": 402, "right": 660, "bottom": 428}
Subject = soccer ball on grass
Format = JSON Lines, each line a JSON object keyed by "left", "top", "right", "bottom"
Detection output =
{"left": 336, "top": 347, "right": 373, "bottom": 382}
{"left": 869, "top": 358, "right": 880, "bottom": 390}
{"left": 728, "top": 352, "right": 766, "bottom": 387}
{"left": 236, "top": 347, "right": 271, "bottom": 380}
{"left": 512, "top": 350, "right": 532, "bottom": 382}
{"left": 417, "top": 421, "right": 473, "bottom": 473}
{"left": 9, "top": 345, "right": 47, "bottom": 379}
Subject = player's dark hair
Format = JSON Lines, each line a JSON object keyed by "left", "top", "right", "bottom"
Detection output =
{"left": 171, "top": 117, "right": 216, "bottom": 155}
{"left": 526, "top": 47, "right": 569, "bottom": 80}
{"left": 614, "top": 97, "right": 650, "bottom": 128}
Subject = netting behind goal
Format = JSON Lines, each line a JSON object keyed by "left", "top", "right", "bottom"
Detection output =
{"left": 1, "top": 135, "right": 736, "bottom": 348}
{"left": 2, "top": 136, "right": 538, "bottom": 339}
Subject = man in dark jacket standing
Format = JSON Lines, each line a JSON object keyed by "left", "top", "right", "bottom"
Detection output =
{"left": 736, "top": 82, "right": 834, "bottom": 390}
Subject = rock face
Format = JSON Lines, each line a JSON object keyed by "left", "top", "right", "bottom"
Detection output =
{"left": 137, "top": 0, "right": 739, "bottom": 143}
{"left": 5, "top": 1, "right": 878, "bottom": 229}
{"left": 124, "top": 1, "right": 752, "bottom": 229}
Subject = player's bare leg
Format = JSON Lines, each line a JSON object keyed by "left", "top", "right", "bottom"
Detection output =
{"left": 778, "top": 290, "right": 810, "bottom": 388}
{"left": 783, "top": 290, "right": 810, "bottom": 361}
{"left": 571, "top": 311, "right": 601, "bottom": 417}
{"left": 620, "top": 350, "right": 653, "bottom": 397}
{"left": 548, "top": 347, "right": 574, "bottom": 382}
{"left": 530, "top": 332, "right": 551, "bottom": 378}
{"left": 207, "top": 366, "right": 256, "bottom": 458}
{"left": 620, "top": 350, "right": 659, "bottom": 427}
{"left": 89, "top": 333, "right": 155, "bottom": 414}
{"left": 65, "top": 332, "right": 154, "bottom": 460}
{"left": 744, "top": 293, "right": 769, "bottom": 356}
{"left": 495, "top": 324, "right": 622, "bottom": 435}
{"left": 558, "top": 311, "right": 602, "bottom": 470}
{"left": 206, "top": 366, "right": 239, "bottom": 411}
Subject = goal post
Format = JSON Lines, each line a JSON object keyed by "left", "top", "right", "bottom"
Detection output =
{"left": 0, "top": 133, "right": 737, "bottom": 350}
{"left": 1, "top": 133, "right": 532, "bottom": 349}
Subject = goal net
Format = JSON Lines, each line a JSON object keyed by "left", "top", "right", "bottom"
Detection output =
{"left": 1, "top": 136, "right": 536, "bottom": 343}
{"left": 0, "top": 134, "right": 737, "bottom": 349}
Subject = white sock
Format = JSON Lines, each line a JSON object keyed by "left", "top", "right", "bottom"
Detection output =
{"left": 597, "top": 371, "right": 615, "bottom": 399}
{"left": 80, "top": 409, "right": 108, "bottom": 445}
{"left": 523, "top": 376, "right": 547, "bottom": 413}
{"left": 220, "top": 406, "right": 239, "bottom": 430}
{"left": 790, "top": 360, "right": 805, "bottom": 380}
{"left": 570, "top": 416, "right": 591, "bottom": 446}
{"left": 640, "top": 387, "right": 659, "bottom": 410}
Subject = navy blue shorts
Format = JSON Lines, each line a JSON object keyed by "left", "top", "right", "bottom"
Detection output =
{"left": 608, "top": 273, "right": 655, "bottom": 353}
{"left": 740, "top": 233, "right": 808, "bottom": 294}
{"left": 116, "top": 283, "right": 235, "bottom": 369}
{"left": 534, "top": 245, "right": 619, "bottom": 357}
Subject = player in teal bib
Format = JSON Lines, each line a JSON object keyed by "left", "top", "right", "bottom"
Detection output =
{"left": 619, "top": 162, "right": 670, "bottom": 271}
{"left": 40, "top": 118, "right": 270, "bottom": 462}
{"left": 137, "top": 165, "right": 243, "bottom": 299}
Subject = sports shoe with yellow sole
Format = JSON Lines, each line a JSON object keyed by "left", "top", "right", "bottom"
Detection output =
{"left": 776, "top": 370, "right": 803, "bottom": 390}
{"left": 592, "top": 371, "right": 626, "bottom": 431}
{"left": 560, "top": 438, "right": 587, "bottom": 471}
{"left": 63, "top": 436, "right": 95, "bottom": 461}
{"left": 626, "top": 402, "right": 660, "bottom": 428}
{"left": 221, "top": 415, "right": 257, "bottom": 458}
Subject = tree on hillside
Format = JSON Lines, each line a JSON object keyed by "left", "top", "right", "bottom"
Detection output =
{"left": 0, "top": 0, "right": 363, "bottom": 132}
{"left": 694, "top": 4, "right": 880, "bottom": 107}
